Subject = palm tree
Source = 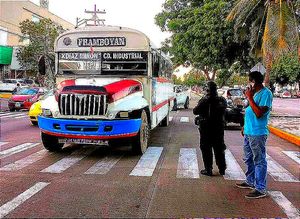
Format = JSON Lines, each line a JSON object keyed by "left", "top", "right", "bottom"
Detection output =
{"left": 227, "top": 0, "right": 299, "bottom": 86}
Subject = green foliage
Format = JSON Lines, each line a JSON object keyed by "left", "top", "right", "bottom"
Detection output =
{"left": 172, "top": 74, "right": 183, "bottom": 85}
{"left": 155, "top": 0, "right": 254, "bottom": 77}
{"left": 270, "top": 53, "right": 300, "bottom": 84}
{"left": 17, "top": 18, "right": 64, "bottom": 85}
{"left": 215, "top": 68, "right": 232, "bottom": 87}
{"left": 182, "top": 70, "right": 206, "bottom": 86}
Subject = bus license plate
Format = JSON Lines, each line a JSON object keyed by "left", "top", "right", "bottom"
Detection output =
{"left": 59, "top": 138, "right": 108, "bottom": 145}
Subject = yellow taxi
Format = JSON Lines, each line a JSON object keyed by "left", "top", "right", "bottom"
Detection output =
{"left": 28, "top": 89, "right": 53, "bottom": 126}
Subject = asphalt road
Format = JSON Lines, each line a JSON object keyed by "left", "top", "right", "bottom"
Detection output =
{"left": 0, "top": 95, "right": 299, "bottom": 218}
{"left": 272, "top": 98, "right": 300, "bottom": 116}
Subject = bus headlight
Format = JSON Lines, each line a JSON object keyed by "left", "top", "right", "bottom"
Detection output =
{"left": 42, "top": 109, "right": 53, "bottom": 117}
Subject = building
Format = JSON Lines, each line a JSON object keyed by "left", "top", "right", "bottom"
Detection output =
{"left": 0, "top": 0, "right": 74, "bottom": 79}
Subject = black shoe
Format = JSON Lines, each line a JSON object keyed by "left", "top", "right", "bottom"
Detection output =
{"left": 200, "top": 169, "right": 213, "bottom": 176}
{"left": 245, "top": 190, "right": 267, "bottom": 199}
{"left": 236, "top": 182, "right": 254, "bottom": 189}
{"left": 219, "top": 169, "right": 225, "bottom": 175}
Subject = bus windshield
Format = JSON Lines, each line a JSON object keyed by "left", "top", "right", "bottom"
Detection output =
{"left": 58, "top": 51, "right": 148, "bottom": 76}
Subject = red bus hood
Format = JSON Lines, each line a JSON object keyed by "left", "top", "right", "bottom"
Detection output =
{"left": 57, "top": 79, "right": 142, "bottom": 102}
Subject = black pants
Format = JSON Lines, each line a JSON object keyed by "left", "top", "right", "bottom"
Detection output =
{"left": 199, "top": 130, "right": 226, "bottom": 172}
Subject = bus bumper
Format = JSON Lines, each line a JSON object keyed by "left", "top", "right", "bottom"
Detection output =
{"left": 38, "top": 116, "right": 141, "bottom": 140}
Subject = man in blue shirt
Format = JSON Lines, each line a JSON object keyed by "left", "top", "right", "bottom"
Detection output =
{"left": 236, "top": 71, "right": 273, "bottom": 199}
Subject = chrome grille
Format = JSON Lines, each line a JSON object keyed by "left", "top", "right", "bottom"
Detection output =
{"left": 59, "top": 94, "right": 107, "bottom": 116}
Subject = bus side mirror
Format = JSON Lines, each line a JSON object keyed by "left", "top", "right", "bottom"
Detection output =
{"left": 38, "top": 56, "right": 46, "bottom": 75}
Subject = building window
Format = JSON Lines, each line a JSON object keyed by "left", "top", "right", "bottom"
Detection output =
{"left": 32, "top": 15, "right": 40, "bottom": 23}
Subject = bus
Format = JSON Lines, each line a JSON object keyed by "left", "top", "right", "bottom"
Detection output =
{"left": 38, "top": 25, "right": 174, "bottom": 154}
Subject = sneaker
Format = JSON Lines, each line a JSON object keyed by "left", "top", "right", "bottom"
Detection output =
{"left": 200, "top": 169, "right": 213, "bottom": 176}
{"left": 236, "top": 182, "right": 254, "bottom": 189}
{"left": 245, "top": 190, "right": 267, "bottom": 199}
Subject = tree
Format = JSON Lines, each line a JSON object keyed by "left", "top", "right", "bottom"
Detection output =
{"left": 17, "top": 18, "right": 64, "bottom": 87}
{"left": 227, "top": 0, "right": 300, "bottom": 86}
{"left": 183, "top": 69, "right": 207, "bottom": 86}
{"left": 270, "top": 53, "right": 300, "bottom": 86}
{"left": 155, "top": 0, "right": 253, "bottom": 81}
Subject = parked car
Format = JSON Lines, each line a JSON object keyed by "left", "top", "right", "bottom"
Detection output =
{"left": 219, "top": 88, "right": 247, "bottom": 127}
{"left": 28, "top": 89, "right": 54, "bottom": 125}
{"left": 8, "top": 87, "right": 47, "bottom": 111}
{"left": 0, "top": 79, "right": 24, "bottom": 92}
{"left": 173, "top": 85, "right": 190, "bottom": 110}
{"left": 279, "top": 89, "right": 291, "bottom": 98}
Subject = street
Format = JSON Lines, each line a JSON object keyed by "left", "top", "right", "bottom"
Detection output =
{"left": 0, "top": 94, "right": 299, "bottom": 218}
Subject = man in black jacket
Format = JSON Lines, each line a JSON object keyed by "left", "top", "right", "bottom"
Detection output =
{"left": 193, "top": 81, "right": 227, "bottom": 176}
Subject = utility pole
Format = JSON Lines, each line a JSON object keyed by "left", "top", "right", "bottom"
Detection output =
{"left": 76, "top": 4, "right": 106, "bottom": 28}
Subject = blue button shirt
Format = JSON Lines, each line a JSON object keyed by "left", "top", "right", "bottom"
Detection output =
{"left": 244, "top": 87, "right": 273, "bottom": 136}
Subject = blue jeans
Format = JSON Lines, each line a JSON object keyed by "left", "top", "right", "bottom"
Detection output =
{"left": 243, "top": 135, "right": 268, "bottom": 193}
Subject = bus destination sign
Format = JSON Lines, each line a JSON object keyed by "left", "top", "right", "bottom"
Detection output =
{"left": 77, "top": 37, "right": 126, "bottom": 47}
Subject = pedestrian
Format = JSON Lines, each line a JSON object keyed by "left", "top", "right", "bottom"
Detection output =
{"left": 193, "top": 81, "right": 227, "bottom": 176}
{"left": 236, "top": 71, "right": 273, "bottom": 199}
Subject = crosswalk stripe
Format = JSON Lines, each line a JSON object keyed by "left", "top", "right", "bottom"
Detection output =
{"left": 0, "top": 141, "right": 9, "bottom": 147}
{"left": 180, "top": 117, "right": 189, "bottom": 123}
{"left": 269, "top": 191, "right": 300, "bottom": 219}
{"left": 267, "top": 154, "right": 299, "bottom": 182}
{"left": 177, "top": 148, "right": 199, "bottom": 178}
{"left": 130, "top": 147, "right": 163, "bottom": 177}
{"left": 0, "top": 113, "right": 27, "bottom": 119}
{"left": 169, "top": 116, "right": 173, "bottom": 122}
{"left": 0, "top": 182, "right": 50, "bottom": 218}
{"left": 0, "top": 143, "right": 40, "bottom": 159}
{"left": 84, "top": 155, "right": 122, "bottom": 174}
{"left": 14, "top": 115, "right": 28, "bottom": 119}
{"left": 282, "top": 151, "right": 300, "bottom": 165}
{"left": 40, "top": 147, "right": 95, "bottom": 173}
{"left": 0, "top": 149, "right": 48, "bottom": 171}
{"left": 0, "top": 112, "right": 17, "bottom": 116}
{"left": 224, "top": 149, "right": 246, "bottom": 180}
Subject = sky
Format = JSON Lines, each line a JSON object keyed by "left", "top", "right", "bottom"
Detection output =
{"left": 30, "top": 0, "right": 171, "bottom": 47}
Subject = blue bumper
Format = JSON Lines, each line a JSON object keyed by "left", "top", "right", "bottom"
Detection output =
{"left": 38, "top": 116, "right": 141, "bottom": 139}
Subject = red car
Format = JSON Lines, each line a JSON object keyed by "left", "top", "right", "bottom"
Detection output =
{"left": 8, "top": 87, "right": 47, "bottom": 111}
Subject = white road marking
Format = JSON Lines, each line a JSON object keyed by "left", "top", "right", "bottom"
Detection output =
{"left": 224, "top": 149, "right": 246, "bottom": 180}
{"left": 169, "top": 116, "right": 173, "bottom": 122}
{"left": 0, "top": 112, "right": 17, "bottom": 116}
{"left": 84, "top": 155, "right": 122, "bottom": 174}
{"left": 0, "top": 182, "right": 50, "bottom": 218}
{"left": 0, "top": 142, "right": 8, "bottom": 147}
{"left": 269, "top": 191, "right": 300, "bottom": 219}
{"left": 0, "top": 113, "right": 26, "bottom": 119}
{"left": 267, "top": 154, "right": 299, "bottom": 182}
{"left": 130, "top": 147, "right": 163, "bottom": 177}
{"left": 180, "top": 117, "right": 189, "bottom": 123}
{"left": 40, "top": 147, "right": 95, "bottom": 173}
{"left": 14, "top": 115, "right": 28, "bottom": 119}
{"left": 177, "top": 148, "right": 199, "bottom": 178}
{"left": 282, "top": 151, "right": 300, "bottom": 165}
{"left": 0, "top": 143, "right": 40, "bottom": 159}
{"left": 0, "top": 149, "right": 48, "bottom": 171}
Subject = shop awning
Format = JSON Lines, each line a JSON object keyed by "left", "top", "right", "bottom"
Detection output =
{"left": 0, "top": 46, "right": 13, "bottom": 65}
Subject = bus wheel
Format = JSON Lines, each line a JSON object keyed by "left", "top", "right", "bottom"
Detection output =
{"left": 160, "top": 108, "right": 169, "bottom": 127}
{"left": 184, "top": 97, "right": 189, "bottom": 109}
{"left": 41, "top": 132, "right": 64, "bottom": 152}
{"left": 132, "top": 110, "right": 149, "bottom": 154}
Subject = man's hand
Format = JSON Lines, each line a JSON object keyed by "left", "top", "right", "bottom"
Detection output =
{"left": 241, "top": 126, "right": 244, "bottom": 136}
{"left": 245, "top": 86, "right": 254, "bottom": 100}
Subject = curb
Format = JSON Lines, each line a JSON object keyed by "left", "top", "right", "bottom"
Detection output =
{"left": 268, "top": 125, "right": 300, "bottom": 146}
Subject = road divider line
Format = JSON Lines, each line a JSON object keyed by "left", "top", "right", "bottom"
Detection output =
{"left": 0, "top": 149, "right": 48, "bottom": 171}
{"left": 269, "top": 191, "right": 300, "bottom": 219}
{"left": 177, "top": 148, "right": 199, "bottom": 178}
{"left": 0, "top": 112, "right": 17, "bottom": 116}
{"left": 84, "top": 155, "right": 122, "bottom": 174}
{"left": 180, "top": 117, "right": 189, "bottom": 123}
{"left": 0, "top": 113, "right": 26, "bottom": 119}
{"left": 282, "top": 151, "right": 300, "bottom": 165}
{"left": 130, "top": 147, "right": 163, "bottom": 177}
{"left": 40, "top": 147, "right": 95, "bottom": 173}
{"left": 267, "top": 154, "right": 299, "bottom": 182}
{"left": 14, "top": 115, "right": 28, "bottom": 119}
{"left": 224, "top": 149, "right": 246, "bottom": 180}
{"left": 0, "top": 182, "right": 50, "bottom": 218}
{"left": 0, "top": 142, "right": 8, "bottom": 147}
{"left": 0, "top": 143, "right": 40, "bottom": 159}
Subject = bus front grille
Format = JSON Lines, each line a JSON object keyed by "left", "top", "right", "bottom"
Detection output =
{"left": 59, "top": 94, "right": 107, "bottom": 116}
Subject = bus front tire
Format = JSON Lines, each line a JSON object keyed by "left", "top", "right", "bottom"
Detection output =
{"left": 41, "top": 132, "right": 64, "bottom": 152}
{"left": 132, "top": 110, "right": 149, "bottom": 154}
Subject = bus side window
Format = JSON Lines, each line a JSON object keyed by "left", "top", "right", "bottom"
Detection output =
{"left": 152, "top": 54, "right": 159, "bottom": 77}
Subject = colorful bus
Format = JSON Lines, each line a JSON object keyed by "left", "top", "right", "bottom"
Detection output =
{"left": 38, "top": 25, "right": 174, "bottom": 154}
